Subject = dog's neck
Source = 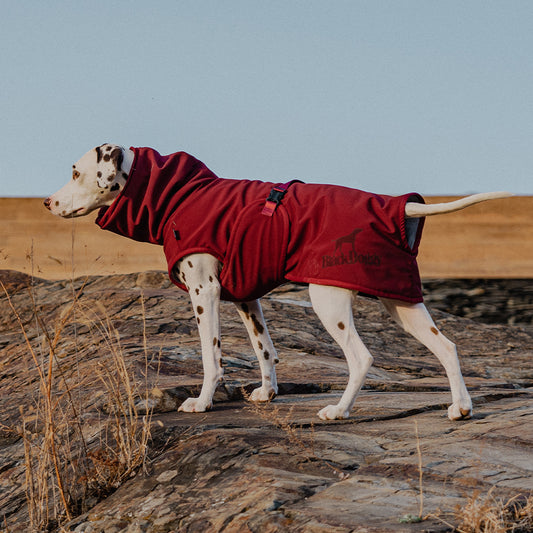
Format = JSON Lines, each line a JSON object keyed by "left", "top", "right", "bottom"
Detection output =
{"left": 121, "top": 147, "right": 135, "bottom": 177}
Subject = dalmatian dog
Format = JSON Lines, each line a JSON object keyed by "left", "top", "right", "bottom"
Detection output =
{"left": 45, "top": 144, "right": 511, "bottom": 421}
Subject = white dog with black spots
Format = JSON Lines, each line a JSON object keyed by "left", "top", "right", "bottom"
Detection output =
{"left": 45, "top": 144, "right": 511, "bottom": 421}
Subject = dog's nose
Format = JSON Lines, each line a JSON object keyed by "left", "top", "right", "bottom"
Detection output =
{"left": 44, "top": 197, "right": 52, "bottom": 210}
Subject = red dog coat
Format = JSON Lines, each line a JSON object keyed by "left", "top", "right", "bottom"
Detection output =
{"left": 96, "top": 147, "right": 425, "bottom": 303}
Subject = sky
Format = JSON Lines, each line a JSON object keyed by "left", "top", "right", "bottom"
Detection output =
{"left": 1, "top": 1, "right": 532, "bottom": 197}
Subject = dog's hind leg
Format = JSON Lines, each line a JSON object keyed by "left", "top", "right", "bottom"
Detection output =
{"left": 309, "top": 284, "right": 374, "bottom": 420}
{"left": 235, "top": 300, "right": 279, "bottom": 402}
{"left": 175, "top": 254, "right": 224, "bottom": 413}
{"left": 380, "top": 299, "right": 473, "bottom": 420}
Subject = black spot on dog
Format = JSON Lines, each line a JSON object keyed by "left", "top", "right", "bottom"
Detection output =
{"left": 195, "top": 288, "right": 200, "bottom": 295}
{"left": 240, "top": 302, "right": 250, "bottom": 318}
{"left": 251, "top": 314, "right": 264, "bottom": 336}
{"left": 338, "top": 322, "right": 345, "bottom": 330}
{"left": 107, "top": 175, "right": 114, "bottom": 182}
{"left": 97, "top": 171, "right": 102, "bottom": 178}
{"left": 197, "top": 306, "right": 204, "bottom": 315}
{"left": 96, "top": 146, "right": 102, "bottom": 163}
{"left": 258, "top": 341, "right": 263, "bottom": 350}
{"left": 103, "top": 154, "right": 111, "bottom": 162}
{"left": 209, "top": 276, "right": 213, "bottom": 282}
{"left": 110, "top": 183, "right": 120, "bottom": 192}
{"left": 188, "top": 261, "right": 193, "bottom": 268}
{"left": 106, "top": 145, "right": 112, "bottom": 151}
{"left": 264, "top": 351, "right": 270, "bottom": 360}
{"left": 55, "top": 201, "right": 59, "bottom": 206}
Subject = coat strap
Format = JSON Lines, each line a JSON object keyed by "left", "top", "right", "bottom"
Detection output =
{"left": 261, "top": 180, "right": 302, "bottom": 217}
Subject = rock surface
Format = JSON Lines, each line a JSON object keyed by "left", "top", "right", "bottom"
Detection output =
{"left": 0, "top": 270, "right": 532, "bottom": 532}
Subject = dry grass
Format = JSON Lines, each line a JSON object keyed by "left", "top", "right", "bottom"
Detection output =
{"left": 454, "top": 489, "right": 533, "bottom": 533}
{"left": 243, "top": 390, "right": 314, "bottom": 452}
{"left": 1, "top": 280, "right": 154, "bottom": 532}
{"left": 407, "top": 420, "right": 533, "bottom": 532}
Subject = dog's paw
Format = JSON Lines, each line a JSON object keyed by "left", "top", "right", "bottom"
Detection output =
{"left": 447, "top": 400, "right": 473, "bottom": 421}
{"left": 249, "top": 385, "right": 277, "bottom": 403}
{"left": 318, "top": 405, "right": 350, "bottom": 421}
{"left": 178, "top": 397, "right": 212, "bottom": 413}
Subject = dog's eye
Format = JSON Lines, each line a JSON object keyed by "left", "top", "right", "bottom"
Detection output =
{"left": 73, "top": 170, "right": 80, "bottom": 180}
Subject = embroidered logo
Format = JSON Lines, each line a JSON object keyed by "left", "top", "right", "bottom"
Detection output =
{"left": 322, "top": 228, "right": 381, "bottom": 268}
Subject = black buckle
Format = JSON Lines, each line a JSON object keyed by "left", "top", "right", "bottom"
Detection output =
{"left": 266, "top": 187, "right": 286, "bottom": 205}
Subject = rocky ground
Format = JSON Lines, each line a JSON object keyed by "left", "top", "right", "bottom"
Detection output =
{"left": 0, "top": 270, "right": 532, "bottom": 532}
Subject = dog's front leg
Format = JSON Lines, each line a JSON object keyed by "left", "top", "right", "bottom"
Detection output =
{"left": 235, "top": 300, "right": 279, "bottom": 402}
{"left": 175, "top": 254, "right": 223, "bottom": 413}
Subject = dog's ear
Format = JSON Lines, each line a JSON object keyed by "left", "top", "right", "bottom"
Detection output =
{"left": 109, "top": 147, "right": 124, "bottom": 173}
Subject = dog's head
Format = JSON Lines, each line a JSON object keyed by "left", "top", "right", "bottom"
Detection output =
{"left": 44, "top": 144, "right": 129, "bottom": 217}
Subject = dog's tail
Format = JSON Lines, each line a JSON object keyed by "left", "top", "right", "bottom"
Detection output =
{"left": 405, "top": 191, "right": 513, "bottom": 218}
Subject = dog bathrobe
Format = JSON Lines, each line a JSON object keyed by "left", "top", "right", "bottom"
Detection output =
{"left": 96, "top": 147, "right": 426, "bottom": 303}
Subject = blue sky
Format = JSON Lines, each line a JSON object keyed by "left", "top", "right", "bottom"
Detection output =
{"left": 1, "top": 1, "right": 532, "bottom": 196}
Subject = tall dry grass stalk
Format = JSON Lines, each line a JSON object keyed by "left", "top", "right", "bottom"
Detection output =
{"left": 415, "top": 419, "right": 424, "bottom": 519}
{"left": 1, "top": 280, "right": 154, "bottom": 532}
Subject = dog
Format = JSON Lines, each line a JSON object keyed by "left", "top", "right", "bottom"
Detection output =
{"left": 44, "top": 144, "right": 511, "bottom": 421}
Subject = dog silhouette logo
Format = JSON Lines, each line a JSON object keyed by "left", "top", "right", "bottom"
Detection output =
{"left": 333, "top": 228, "right": 363, "bottom": 255}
